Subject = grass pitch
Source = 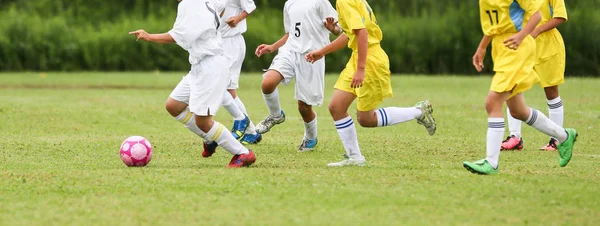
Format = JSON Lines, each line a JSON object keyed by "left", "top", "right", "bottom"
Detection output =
{"left": 0, "top": 72, "right": 598, "bottom": 225}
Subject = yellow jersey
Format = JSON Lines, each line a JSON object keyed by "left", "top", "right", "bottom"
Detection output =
{"left": 479, "top": 0, "right": 543, "bottom": 36}
{"left": 538, "top": 0, "right": 568, "bottom": 25}
{"left": 336, "top": 0, "right": 382, "bottom": 50}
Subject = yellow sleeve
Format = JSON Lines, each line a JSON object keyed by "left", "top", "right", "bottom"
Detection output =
{"left": 516, "top": 0, "right": 543, "bottom": 15}
{"left": 550, "top": 0, "right": 568, "bottom": 21}
{"left": 337, "top": 0, "right": 365, "bottom": 31}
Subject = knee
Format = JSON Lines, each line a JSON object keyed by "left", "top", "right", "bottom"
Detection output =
{"left": 297, "top": 102, "right": 312, "bottom": 115}
{"left": 485, "top": 98, "right": 502, "bottom": 115}
{"left": 165, "top": 100, "right": 184, "bottom": 117}
{"left": 328, "top": 102, "right": 340, "bottom": 115}
{"left": 509, "top": 108, "right": 530, "bottom": 121}
{"left": 356, "top": 112, "right": 376, "bottom": 127}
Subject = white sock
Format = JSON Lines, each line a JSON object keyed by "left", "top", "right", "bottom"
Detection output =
{"left": 206, "top": 121, "right": 249, "bottom": 155}
{"left": 234, "top": 96, "right": 257, "bottom": 134}
{"left": 222, "top": 92, "right": 245, "bottom": 120}
{"left": 175, "top": 107, "right": 206, "bottom": 139}
{"left": 375, "top": 107, "right": 421, "bottom": 127}
{"left": 547, "top": 97, "right": 564, "bottom": 128}
{"left": 335, "top": 116, "right": 364, "bottom": 160}
{"left": 506, "top": 107, "right": 522, "bottom": 138}
{"left": 304, "top": 116, "right": 318, "bottom": 140}
{"left": 486, "top": 118, "right": 504, "bottom": 169}
{"left": 525, "top": 108, "right": 568, "bottom": 143}
{"left": 263, "top": 88, "right": 282, "bottom": 117}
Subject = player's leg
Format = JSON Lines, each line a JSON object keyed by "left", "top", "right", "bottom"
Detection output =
{"left": 506, "top": 93, "right": 575, "bottom": 167}
{"left": 297, "top": 100, "right": 318, "bottom": 152}
{"left": 166, "top": 75, "right": 218, "bottom": 157}
{"left": 327, "top": 89, "right": 365, "bottom": 166}
{"left": 355, "top": 101, "right": 436, "bottom": 134}
{"left": 222, "top": 91, "right": 250, "bottom": 139}
{"left": 256, "top": 53, "right": 294, "bottom": 134}
{"left": 463, "top": 91, "right": 509, "bottom": 175}
{"left": 541, "top": 85, "right": 563, "bottom": 150}
{"left": 233, "top": 92, "right": 261, "bottom": 144}
{"left": 502, "top": 107, "right": 524, "bottom": 150}
{"left": 189, "top": 56, "right": 255, "bottom": 167}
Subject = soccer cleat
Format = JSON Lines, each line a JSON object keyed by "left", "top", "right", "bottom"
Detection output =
{"left": 297, "top": 138, "right": 318, "bottom": 152}
{"left": 540, "top": 138, "right": 558, "bottom": 151}
{"left": 327, "top": 158, "right": 367, "bottom": 167}
{"left": 202, "top": 141, "right": 219, "bottom": 158}
{"left": 240, "top": 133, "right": 262, "bottom": 145}
{"left": 501, "top": 135, "right": 523, "bottom": 151}
{"left": 415, "top": 100, "right": 436, "bottom": 135}
{"left": 231, "top": 114, "right": 250, "bottom": 140}
{"left": 255, "top": 110, "right": 286, "bottom": 134}
{"left": 463, "top": 159, "right": 498, "bottom": 175}
{"left": 227, "top": 150, "right": 256, "bottom": 168}
{"left": 557, "top": 128, "right": 577, "bottom": 167}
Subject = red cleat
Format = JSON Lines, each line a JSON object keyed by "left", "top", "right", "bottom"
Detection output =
{"left": 228, "top": 150, "right": 256, "bottom": 168}
{"left": 540, "top": 138, "right": 558, "bottom": 151}
{"left": 501, "top": 135, "right": 523, "bottom": 151}
{"left": 202, "top": 141, "right": 218, "bottom": 158}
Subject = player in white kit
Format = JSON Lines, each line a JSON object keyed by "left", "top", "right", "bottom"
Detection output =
{"left": 215, "top": 0, "right": 263, "bottom": 145}
{"left": 255, "top": 0, "right": 341, "bottom": 151}
{"left": 129, "top": 0, "right": 255, "bottom": 168}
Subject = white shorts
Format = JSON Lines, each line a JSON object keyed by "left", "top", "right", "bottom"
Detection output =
{"left": 169, "top": 55, "right": 228, "bottom": 116}
{"left": 268, "top": 49, "right": 325, "bottom": 106}
{"left": 223, "top": 35, "right": 246, "bottom": 90}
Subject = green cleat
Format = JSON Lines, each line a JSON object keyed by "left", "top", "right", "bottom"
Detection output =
{"left": 415, "top": 100, "right": 436, "bottom": 135}
{"left": 463, "top": 159, "right": 498, "bottom": 175}
{"left": 557, "top": 128, "right": 578, "bottom": 167}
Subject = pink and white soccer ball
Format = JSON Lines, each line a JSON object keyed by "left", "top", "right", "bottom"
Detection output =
{"left": 119, "top": 136, "right": 152, "bottom": 167}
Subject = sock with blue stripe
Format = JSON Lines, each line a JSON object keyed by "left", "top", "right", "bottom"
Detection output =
{"left": 205, "top": 121, "right": 249, "bottom": 155}
{"left": 525, "top": 108, "right": 568, "bottom": 143}
{"left": 486, "top": 118, "right": 504, "bottom": 169}
{"left": 375, "top": 107, "right": 422, "bottom": 127}
{"left": 334, "top": 116, "right": 364, "bottom": 160}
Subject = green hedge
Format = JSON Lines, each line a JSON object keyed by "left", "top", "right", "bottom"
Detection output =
{"left": 0, "top": 0, "right": 598, "bottom": 75}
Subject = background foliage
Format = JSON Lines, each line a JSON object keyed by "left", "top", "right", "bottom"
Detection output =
{"left": 0, "top": 0, "right": 598, "bottom": 75}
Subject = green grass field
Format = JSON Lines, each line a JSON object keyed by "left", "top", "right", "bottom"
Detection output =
{"left": 0, "top": 72, "right": 598, "bottom": 225}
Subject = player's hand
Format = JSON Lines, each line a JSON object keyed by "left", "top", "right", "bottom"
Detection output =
{"left": 503, "top": 33, "right": 525, "bottom": 50}
{"left": 226, "top": 16, "right": 240, "bottom": 28}
{"left": 323, "top": 17, "right": 338, "bottom": 32}
{"left": 351, "top": 69, "right": 365, "bottom": 88}
{"left": 128, "top": 29, "right": 150, "bottom": 42}
{"left": 255, "top": 44, "right": 275, "bottom": 57}
{"left": 472, "top": 48, "right": 486, "bottom": 72}
{"left": 305, "top": 50, "right": 324, "bottom": 63}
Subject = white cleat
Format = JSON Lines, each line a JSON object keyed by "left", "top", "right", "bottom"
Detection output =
{"left": 327, "top": 159, "right": 367, "bottom": 167}
{"left": 415, "top": 100, "right": 436, "bottom": 136}
{"left": 255, "top": 110, "right": 285, "bottom": 134}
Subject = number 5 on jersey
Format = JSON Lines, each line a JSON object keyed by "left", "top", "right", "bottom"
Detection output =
{"left": 294, "top": 22, "right": 301, "bottom": 37}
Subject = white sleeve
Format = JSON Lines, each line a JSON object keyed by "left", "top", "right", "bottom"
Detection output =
{"left": 283, "top": 3, "right": 291, "bottom": 33}
{"left": 319, "top": 0, "right": 338, "bottom": 21}
{"left": 239, "top": 0, "right": 257, "bottom": 14}
{"left": 168, "top": 3, "right": 206, "bottom": 50}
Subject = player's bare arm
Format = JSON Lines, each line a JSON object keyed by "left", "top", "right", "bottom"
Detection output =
{"left": 324, "top": 17, "right": 342, "bottom": 36}
{"left": 351, "top": 28, "right": 368, "bottom": 88}
{"left": 128, "top": 30, "right": 175, "bottom": 44}
{"left": 503, "top": 11, "right": 542, "bottom": 50}
{"left": 226, "top": 10, "right": 250, "bottom": 28}
{"left": 531, "top": 17, "right": 566, "bottom": 38}
{"left": 255, "top": 34, "right": 289, "bottom": 57}
{"left": 305, "top": 33, "right": 349, "bottom": 63}
{"left": 473, "top": 35, "right": 492, "bottom": 72}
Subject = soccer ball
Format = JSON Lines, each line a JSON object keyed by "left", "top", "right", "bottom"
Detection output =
{"left": 119, "top": 136, "right": 153, "bottom": 167}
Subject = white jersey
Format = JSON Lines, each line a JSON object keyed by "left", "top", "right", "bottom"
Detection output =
{"left": 168, "top": 0, "right": 224, "bottom": 65}
{"left": 281, "top": 0, "right": 338, "bottom": 54}
{"left": 218, "top": 0, "right": 257, "bottom": 37}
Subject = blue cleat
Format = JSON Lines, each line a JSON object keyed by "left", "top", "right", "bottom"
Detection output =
{"left": 297, "top": 138, "right": 318, "bottom": 152}
{"left": 231, "top": 114, "right": 250, "bottom": 140}
{"left": 241, "top": 133, "right": 262, "bottom": 145}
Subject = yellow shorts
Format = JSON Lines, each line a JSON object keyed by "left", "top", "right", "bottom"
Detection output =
{"left": 535, "top": 29, "right": 566, "bottom": 87}
{"left": 334, "top": 45, "right": 393, "bottom": 111}
{"left": 490, "top": 33, "right": 540, "bottom": 98}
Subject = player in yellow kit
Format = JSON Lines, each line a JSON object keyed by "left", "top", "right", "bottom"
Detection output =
{"left": 502, "top": 0, "right": 569, "bottom": 151}
{"left": 306, "top": 0, "right": 436, "bottom": 166}
{"left": 463, "top": 0, "right": 577, "bottom": 175}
